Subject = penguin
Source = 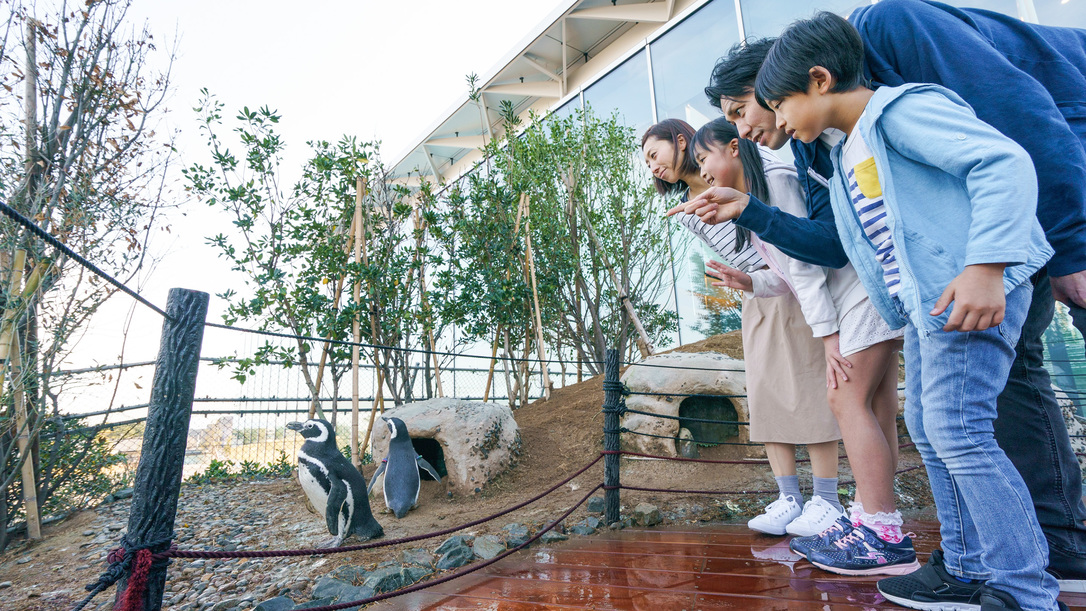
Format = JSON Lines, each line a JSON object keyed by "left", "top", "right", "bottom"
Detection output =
{"left": 286, "top": 419, "right": 383, "bottom": 547}
{"left": 367, "top": 416, "right": 442, "bottom": 518}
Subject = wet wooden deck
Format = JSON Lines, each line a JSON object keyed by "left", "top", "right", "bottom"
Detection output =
{"left": 371, "top": 522, "right": 1086, "bottom": 610}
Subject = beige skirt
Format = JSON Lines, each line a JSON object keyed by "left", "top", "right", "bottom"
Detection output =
{"left": 742, "top": 291, "right": 841, "bottom": 444}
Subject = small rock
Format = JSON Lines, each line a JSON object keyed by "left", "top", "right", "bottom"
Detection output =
{"left": 586, "top": 496, "right": 606, "bottom": 513}
{"left": 16, "top": 557, "right": 30, "bottom": 565}
{"left": 569, "top": 525, "right": 596, "bottom": 536}
{"left": 291, "top": 598, "right": 336, "bottom": 610}
{"left": 211, "top": 599, "right": 242, "bottom": 611}
{"left": 436, "top": 545, "right": 474, "bottom": 570}
{"left": 434, "top": 535, "right": 473, "bottom": 556}
{"left": 540, "top": 531, "right": 569, "bottom": 543}
{"left": 471, "top": 535, "right": 505, "bottom": 560}
{"left": 582, "top": 516, "right": 601, "bottom": 529}
{"left": 113, "top": 488, "right": 134, "bottom": 500}
{"left": 608, "top": 521, "right": 624, "bottom": 530}
{"left": 501, "top": 523, "right": 530, "bottom": 547}
{"left": 399, "top": 565, "right": 433, "bottom": 585}
{"left": 82, "top": 530, "right": 95, "bottom": 537}
{"left": 362, "top": 566, "right": 403, "bottom": 594}
{"left": 0, "top": 581, "right": 11, "bottom": 590}
{"left": 328, "top": 565, "right": 369, "bottom": 584}
{"left": 633, "top": 503, "right": 661, "bottom": 526}
{"left": 399, "top": 548, "right": 434, "bottom": 567}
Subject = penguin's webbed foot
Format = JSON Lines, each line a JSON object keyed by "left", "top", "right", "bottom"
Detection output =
{"left": 317, "top": 535, "right": 344, "bottom": 549}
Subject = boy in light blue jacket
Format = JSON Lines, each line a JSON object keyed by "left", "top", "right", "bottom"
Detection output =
{"left": 747, "top": 11, "right": 1059, "bottom": 611}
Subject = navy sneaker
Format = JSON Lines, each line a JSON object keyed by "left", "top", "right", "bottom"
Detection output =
{"left": 808, "top": 524, "right": 921, "bottom": 576}
{"left": 877, "top": 549, "right": 984, "bottom": 610}
{"left": 789, "top": 515, "right": 853, "bottom": 559}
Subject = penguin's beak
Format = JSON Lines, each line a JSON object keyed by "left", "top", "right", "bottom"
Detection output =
{"left": 285, "top": 422, "right": 303, "bottom": 431}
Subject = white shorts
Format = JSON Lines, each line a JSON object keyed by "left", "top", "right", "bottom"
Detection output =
{"left": 838, "top": 298, "right": 904, "bottom": 357}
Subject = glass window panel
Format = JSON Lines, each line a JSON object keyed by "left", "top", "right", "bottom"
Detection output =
{"left": 650, "top": 0, "right": 741, "bottom": 129}
{"left": 550, "top": 94, "right": 582, "bottom": 122}
{"left": 1034, "top": 0, "right": 1086, "bottom": 27}
{"left": 582, "top": 48, "right": 653, "bottom": 135}
{"left": 740, "top": 0, "right": 872, "bottom": 38}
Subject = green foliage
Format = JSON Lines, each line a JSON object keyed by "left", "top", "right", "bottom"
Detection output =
{"left": 186, "top": 92, "right": 441, "bottom": 406}
{"left": 185, "top": 451, "right": 296, "bottom": 485}
{"left": 5, "top": 419, "right": 133, "bottom": 526}
{"left": 427, "top": 106, "right": 677, "bottom": 375}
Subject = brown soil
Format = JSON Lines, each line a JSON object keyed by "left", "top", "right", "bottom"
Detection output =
{"left": 0, "top": 331, "right": 932, "bottom": 610}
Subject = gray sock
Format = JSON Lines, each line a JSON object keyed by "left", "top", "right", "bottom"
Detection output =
{"left": 812, "top": 477, "right": 844, "bottom": 512}
{"left": 775, "top": 475, "right": 801, "bottom": 504}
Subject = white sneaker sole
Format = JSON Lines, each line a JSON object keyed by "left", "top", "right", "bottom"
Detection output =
{"left": 748, "top": 521, "right": 789, "bottom": 536}
{"left": 810, "top": 559, "right": 921, "bottom": 576}
{"left": 877, "top": 591, "right": 980, "bottom": 611}
{"left": 1058, "top": 578, "right": 1086, "bottom": 593}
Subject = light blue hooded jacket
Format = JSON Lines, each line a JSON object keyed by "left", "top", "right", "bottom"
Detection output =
{"left": 828, "top": 83, "right": 1053, "bottom": 334}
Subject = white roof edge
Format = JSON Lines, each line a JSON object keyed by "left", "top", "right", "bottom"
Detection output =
{"left": 388, "top": 0, "right": 583, "bottom": 169}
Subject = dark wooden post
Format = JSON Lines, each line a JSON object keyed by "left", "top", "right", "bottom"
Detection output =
{"left": 116, "top": 288, "right": 209, "bottom": 611}
{"left": 602, "top": 348, "right": 621, "bottom": 525}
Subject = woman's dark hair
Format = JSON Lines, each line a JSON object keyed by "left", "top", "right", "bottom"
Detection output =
{"left": 691, "top": 117, "right": 766, "bottom": 253}
{"left": 704, "top": 38, "right": 776, "bottom": 110}
{"left": 641, "top": 119, "right": 700, "bottom": 196}
{"left": 754, "top": 11, "right": 866, "bottom": 104}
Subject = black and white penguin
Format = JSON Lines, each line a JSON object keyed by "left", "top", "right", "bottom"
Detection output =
{"left": 286, "top": 419, "right": 383, "bottom": 547}
{"left": 366, "top": 417, "right": 441, "bottom": 518}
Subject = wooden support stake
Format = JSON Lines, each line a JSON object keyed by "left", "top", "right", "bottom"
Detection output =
{"left": 116, "top": 288, "right": 209, "bottom": 611}
{"left": 351, "top": 178, "right": 364, "bottom": 469}
{"left": 413, "top": 200, "right": 443, "bottom": 397}
{"left": 522, "top": 195, "right": 552, "bottom": 400}
{"left": 482, "top": 330, "right": 499, "bottom": 403}
{"left": 9, "top": 329, "right": 40, "bottom": 540}
{"left": 574, "top": 201, "right": 654, "bottom": 357}
{"left": 358, "top": 177, "right": 384, "bottom": 461}
{"left": 483, "top": 197, "right": 529, "bottom": 403}
{"left": 310, "top": 212, "right": 358, "bottom": 419}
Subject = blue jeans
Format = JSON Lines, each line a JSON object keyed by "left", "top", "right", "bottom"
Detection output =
{"left": 904, "top": 283, "right": 1060, "bottom": 610}
{"left": 995, "top": 270, "right": 1086, "bottom": 566}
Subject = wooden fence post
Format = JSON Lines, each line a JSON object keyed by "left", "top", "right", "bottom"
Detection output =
{"left": 602, "top": 348, "right": 621, "bottom": 526}
{"left": 116, "top": 288, "right": 208, "bottom": 611}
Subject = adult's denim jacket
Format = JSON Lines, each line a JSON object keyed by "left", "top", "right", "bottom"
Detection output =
{"left": 827, "top": 84, "right": 1053, "bottom": 333}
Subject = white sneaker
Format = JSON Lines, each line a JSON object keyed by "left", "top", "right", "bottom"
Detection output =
{"left": 786, "top": 496, "right": 844, "bottom": 537}
{"left": 748, "top": 494, "right": 802, "bottom": 535}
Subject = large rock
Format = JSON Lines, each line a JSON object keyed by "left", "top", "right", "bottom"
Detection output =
{"left": 621, "top": 352, "right": 749, "bottom": 457}
{"left": 370, "top": 398, "right": 521, "bottom": 496}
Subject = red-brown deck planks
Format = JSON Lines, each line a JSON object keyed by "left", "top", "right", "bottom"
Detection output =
{"left": 369, "top": 523, "right": 1086, "bottom": 610}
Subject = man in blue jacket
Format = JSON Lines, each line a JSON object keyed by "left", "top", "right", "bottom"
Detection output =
{"left": 702, "top": 0, "right": 1086, "bottom": 583}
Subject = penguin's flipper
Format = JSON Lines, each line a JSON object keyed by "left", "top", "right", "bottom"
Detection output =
{"left": 416, "top": 455, "right": 441, "bottom": 481}
{"left": 325, "top": 481, "right": 348, "bottom": 537}
{"left": 367, "top": 461, "right": 387, "bottom": 496}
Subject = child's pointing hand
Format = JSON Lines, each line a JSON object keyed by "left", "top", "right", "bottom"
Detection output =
{"left": 665, "top": 187, "right": 751, "bottom": 225}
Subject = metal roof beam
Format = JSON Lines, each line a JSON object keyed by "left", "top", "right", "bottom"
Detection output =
{"left": 569, "top": 2, "right": 669, "bottom": 22}
{"left": 523, "top": 54, "right": 561, "bottom": 82}
{"left": 484, "top": 81, "right": 562, "bottom": 98}
{"left": 421, "top": 144, "right": 444, "bottom": 183}
{"left": 425, "top": 135, "right": 487, "bottom": 149}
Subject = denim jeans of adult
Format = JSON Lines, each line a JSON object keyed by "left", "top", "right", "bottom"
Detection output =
{"left": 904, "top": 283, "right": 1060, "bottom": 610}
{"left": 994, "top": 270, "right": 1086, "bottom": 563}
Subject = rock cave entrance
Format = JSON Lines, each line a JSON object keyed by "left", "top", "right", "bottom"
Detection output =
{"left": 410, "top": 437, "right": 447, "bottom": 481}
{"left": 678, "top": 395, "right": 740, "bottom": 446}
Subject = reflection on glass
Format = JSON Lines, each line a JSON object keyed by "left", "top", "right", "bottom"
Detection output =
{"left": 1043, "top": 305, "right": 1086, "bottom": 416}
{"left": 650, "top": 0, "right": 741, "bottom": 129}
{"left": 550, "top": 95, "right": 582, "bottom": 122}
{"left": 740, "top": 0, "right": 872, "bottom": 38}
{"left": 583, "top": 49, "right": 653, "bottom": 136}
{"left": 1034, "top": 0, "right": 1086, "bottom": 26}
